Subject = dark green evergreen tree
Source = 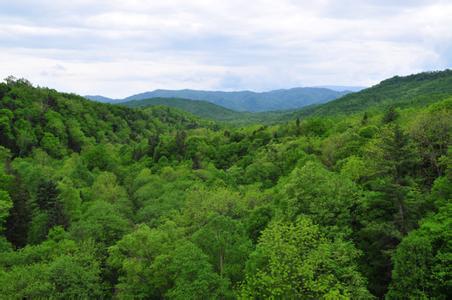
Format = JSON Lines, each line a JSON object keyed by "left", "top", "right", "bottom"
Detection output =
{"left": 5, "top": 176, "right": 31, "bottom": 248}
{"left": 382, "top": 106, "right": 399, "bottom": 124}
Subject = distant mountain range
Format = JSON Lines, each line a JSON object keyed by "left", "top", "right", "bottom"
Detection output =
{"left": 84, "top": 95, "right": 114, "bottom": 103}
{"left": 315, "top": 85, "right": 366, "bottom": 92}
{"left": 129, "top": 70, "right": 452, "bottom": 122}
{"left": 85, "top": 87, "right": 352, "bottom": 112}
{"left": 86, "top": 71, "right": 452, "bottom": 123}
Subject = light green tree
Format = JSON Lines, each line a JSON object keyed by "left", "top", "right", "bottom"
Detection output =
{"left": 241, "top": 217, "right": 372, "bottom": 299}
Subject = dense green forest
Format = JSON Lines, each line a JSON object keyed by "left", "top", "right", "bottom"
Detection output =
{"left": 0, "top": 72, "right": 451, "bottom": 299}
{"left": 120, "top": 97, "right": 245, "bottom": 122}
{"left": 119, "top": 97, "right": 293, "bottom": 125}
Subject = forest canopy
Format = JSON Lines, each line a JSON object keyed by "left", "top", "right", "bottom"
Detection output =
{"left": 0, "top": 72, "right": 451, "bottom": 299}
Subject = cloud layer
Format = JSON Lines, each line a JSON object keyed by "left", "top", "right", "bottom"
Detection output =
{"left": 1, "top": 0, "right": 451, "bottom": 97}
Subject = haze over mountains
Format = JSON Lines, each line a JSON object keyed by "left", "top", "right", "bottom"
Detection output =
{"left": 86, "top": 86, "right": 353, "bottom": 112}
{"left": 87, "top": 70, "right": 452, "bottom": 123}
{"left": 315, "top": 85, "right": 366, "bottom": 92}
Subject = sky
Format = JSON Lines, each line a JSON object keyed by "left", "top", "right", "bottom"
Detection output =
{"left": 1, "top": 0, "right": 452, "bottom": 98}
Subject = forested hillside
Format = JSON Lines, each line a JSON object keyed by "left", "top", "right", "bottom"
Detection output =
{"left": 289, "top": 70, "right": 452, "bottom": 118}
{"left": 120, "top": 97, "right": 244, "bottom": 121}
{"left": 0, "top": 75, "right": 451, "bottom": 299}
{"left": 119, "top": 97, "right": 293, "bottom": 125}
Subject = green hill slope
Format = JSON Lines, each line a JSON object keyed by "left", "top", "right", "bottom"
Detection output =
{"left": 0, "top": 79, "right": 210, "bottom": 157}
{"left": 286, "top": 69, "right": 452, "bottom": 119}
{"left": 119, "top": 97, "right": 297, "bottom": 125}
{"left": 120, "top": 97, "right": 244, "bottom": 121}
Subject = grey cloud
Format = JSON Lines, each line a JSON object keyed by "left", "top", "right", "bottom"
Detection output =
{"left": 0, "top": 0, "right": 451, "bottom": 97}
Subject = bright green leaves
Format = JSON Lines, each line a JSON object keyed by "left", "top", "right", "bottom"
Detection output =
{"left": 283, "top": 161, "right": 361, "bottom": 237}
{"left": 108, "top": 224, "right": 173, "bottom": 298}
{"left": 241, "top": 217, "right": 372, "bottom": 299}
{"left": 0, "top": 229, "right": 105, "bottom": 299}
{"left": 192, "top": 215, "right": 252, "bottom": 284}
{"left": 107, "top": 224, "right": 229, "bottom": 299}
{"left": 14, "top": 119, "right": 37, "bottom": 156}
{"left": 165, "top": 241, "right": 231, "bottom": 300}
{"left": 339, "top": 155, "right": 367, "bottom": 182}
{"left": 40, "top": 132, "right": 65, "bottom": 158}
{"left": 70, "top": 201, "right": 131, "bottom": 248}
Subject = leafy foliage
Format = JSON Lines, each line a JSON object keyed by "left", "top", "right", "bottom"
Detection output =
{"left": 121, "top": 97, "right": 244, "bottom": 121}
{"left": 0, "top": 74, "right": 450, "bottom": 299}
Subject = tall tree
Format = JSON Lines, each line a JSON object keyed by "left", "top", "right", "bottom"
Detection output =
{"left": 241, "top": 217, "right": 372, "bottom": 299}
{"left": 359, "top": 124, "right": 422, "bottom": 296}
{"left": 175, "top": 130, "right": 187, "bottom": 157}
{"left": 5, "top": 175, "right": 31, "bottom": 248}
{"left": 387, "top": 205, "right": 451, "bottom": 299}
{"left": 192, "top": 214, "right": 252, "bottom": 285}
{"left": 381, "top": 106, "right": 399, "bottom": 124}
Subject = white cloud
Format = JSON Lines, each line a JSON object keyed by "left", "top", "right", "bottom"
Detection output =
{"left": 0, "top": 0, "right": 451, "bottom": 97}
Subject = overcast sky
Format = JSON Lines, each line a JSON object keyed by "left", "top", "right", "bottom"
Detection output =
{"left": 1, "top": 0, "right": 451, "bottom": 97}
